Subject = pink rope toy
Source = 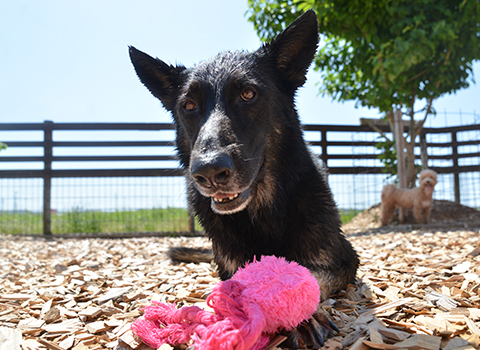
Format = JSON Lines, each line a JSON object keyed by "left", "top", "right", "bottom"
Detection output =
{"left": 131, "top": 255, "right": 320, "bottom": 350}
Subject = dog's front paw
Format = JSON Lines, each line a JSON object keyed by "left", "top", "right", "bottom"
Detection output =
{"left": 280, "top": 311, "right": 339, "bottom": 349}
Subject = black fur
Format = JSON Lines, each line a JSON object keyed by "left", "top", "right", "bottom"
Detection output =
{"left": 167, "top": 247, "right": 213, "bottom": 264}
{"left": 130, "top": 9, "right": 359, "bottom": 346}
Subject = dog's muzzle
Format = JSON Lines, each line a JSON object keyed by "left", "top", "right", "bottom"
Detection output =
{"left": 190, "top": 153, "right": 253, "bottom": 214}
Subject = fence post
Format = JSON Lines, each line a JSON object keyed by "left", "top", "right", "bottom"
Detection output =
{"left": 320, "top": 128, "right": 328, "bottom": 167}
{"left": 188, "top": 208, "right": 195, "bottom": 235}
{"left": 451, "top": 130, "right": 460, "bottom": 204}
{"left": 43, "top": 120, "right": 53, "bottom": 235}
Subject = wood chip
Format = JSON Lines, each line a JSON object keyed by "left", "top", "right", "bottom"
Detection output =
{"left": 363, "top": 339, "right": 402, "bottom": 349}
{"left": 0, "top": 326, "right": 22, "bottom": 350}
{"left": 44, "top": 306, "right": 61, "bottom": 323}
{"left": 78, "top": 306, "right": 102, "bottom": 318}
{"left": 266, "top": 335, "right": 288, "bottom": 350}
{"left": 118, "top": 329, "right": 143, "bottom": 348}
{"left": 467, "top": 246, "right": 480, "bottom": 257}
{"left": 465, "top": 317, "right": 480, "bottom": 336}
{"left": 58, "top": 335, "right": 75, "bottom": 349}
{"left": 72, "top": 343, "right": 90, "bottom": 350}
{"left": 37, "top": 338, "right": 66, "bottom": 350}
{"left": 350, "top": 337, "right": 370, "bottom": 350}
{"left": 360, "top": 298, "right": 415, "bottom": 317}
{"left": 85, "top": 321, "right": 109, "bottom": 334}
{"left": 157, "top": 345, "right": 174, "bottom": 350}
{"left": 1, "top": 228, "right": 479, "bottom": 349}
{"left": 369, "top": 326, "right": 384, "bottom": 344}
{"left": 443, "top": 337, "right": 469, "bottom": 350}
{"left": 1, "top": 293, "right": 35, "bottom": 300}
{"left": 95, "top": 287, "right": 132, "bottom": 305}
{"left": 22, "top": 339, "right": 44, "bottom": 350}
{"left": 43, "top": 318, "right": 83, "bottom": 334}
{"left": 394, "top": 334, "right": 442, "bottom": 350}
{"left": 378, "top": 327, "right": 411, "bottom": 341}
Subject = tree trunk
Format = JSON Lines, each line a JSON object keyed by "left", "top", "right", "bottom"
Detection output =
{"left": 393, "top": 109, "right": 407, "bottom": 223}
{"left": 405, "top": 111, "right": 417, "bottom": 188}
{"left": 405, "top": 138, "right": 416, "bottom": 188}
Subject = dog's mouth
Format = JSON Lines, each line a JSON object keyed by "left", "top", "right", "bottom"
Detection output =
{"left": 209, "top": 155, "right": 265, "bottom": 214}
{"left": 210, "top": 188, "right": 252, "bottom": 214}
{"left": 192, "top": 153, "right": 265, "bottom": 215}
{"left": 211, "top": 159, "right": 265, "bottom": 215}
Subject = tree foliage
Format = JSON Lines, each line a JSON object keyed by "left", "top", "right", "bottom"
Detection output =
{"left": 247, "top": 0, "right": 480, "bottom": 185}
{"left": 375, "top": 137, "right": 397, "bottom": 178}
{"left": 247, "top": 0, "right": 480, "bottom": 111}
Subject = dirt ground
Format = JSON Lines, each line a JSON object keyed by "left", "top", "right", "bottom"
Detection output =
{"left": 1, "top": 200, "right": 479, "bottom": 350}
{"left": 343, "top": 200, "right": 480, "bottom": 234}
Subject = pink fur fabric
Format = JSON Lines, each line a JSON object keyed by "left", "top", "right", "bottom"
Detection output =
{"left": 131, "top": 255, "right": 320, "bottom": 350}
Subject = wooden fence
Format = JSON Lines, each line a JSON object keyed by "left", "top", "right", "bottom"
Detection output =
{"left": 1, "top": 120, "right": 479, "bottom": 235}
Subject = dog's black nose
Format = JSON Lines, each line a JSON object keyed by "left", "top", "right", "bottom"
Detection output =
{"left": 191, "top": 153, "right": 234, "bottom": 188}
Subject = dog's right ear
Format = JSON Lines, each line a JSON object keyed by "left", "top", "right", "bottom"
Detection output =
{"left": 129, "top": 46, "right": 185, "bottom": 111}
{"left": 263, "top": 9, "right": 319, "bottom": 89}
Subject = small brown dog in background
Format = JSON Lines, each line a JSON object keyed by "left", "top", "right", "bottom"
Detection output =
{"left": 380, "top": 169, "right": 438, "bottom": 226}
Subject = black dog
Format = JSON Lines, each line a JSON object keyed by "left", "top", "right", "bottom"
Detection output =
{"left": 129, "top": 10, "right": 359, "bottom": 349}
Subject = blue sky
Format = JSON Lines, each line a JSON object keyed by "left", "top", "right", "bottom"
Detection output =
{"left": 1, "top": 0, "right": 479, "bottom": 127}
{"left": 0, "top": 1, "right": 479, "bottom": 213}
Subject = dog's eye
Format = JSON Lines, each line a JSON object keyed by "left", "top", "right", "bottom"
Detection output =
{"left": 240, "top": 88, "right": 255, "bottom": 101}
{"left": 184, "top": 100, "right": 197, "bottom": 111}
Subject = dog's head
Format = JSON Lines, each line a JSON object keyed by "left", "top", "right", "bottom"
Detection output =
{"left": 129, "top": 10, "right": 319, "bottom": 214}
{"left": 419, "top": 169, "right": 438, "bottom": 192}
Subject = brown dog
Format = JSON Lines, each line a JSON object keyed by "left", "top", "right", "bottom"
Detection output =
{"left": 380, "top": 169, "right": 438, "bottom": 225}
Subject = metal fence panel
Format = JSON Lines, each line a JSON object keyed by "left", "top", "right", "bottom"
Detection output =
{"left": 1, "top": 121, "right": 479, "bottom": 235}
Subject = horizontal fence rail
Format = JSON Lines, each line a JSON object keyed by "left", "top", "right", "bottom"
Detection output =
{"left": 302, "top": 123, "right": 480, "bottom": 174}
{"left": 1, "top": 120, "right": 479, "bottom": 235}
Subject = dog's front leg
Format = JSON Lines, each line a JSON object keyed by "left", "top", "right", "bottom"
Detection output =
{"left": 280, "top": 272, "right": 342, "bottom": 349}
{"left": 423, "top": 206, "right": 432, "bottom": 224}
{"left": 413, "top": 204, "right": 424, "bottom": 224}
{"left": 380, "top": 203, "right": 395, "bottom": 226}
{"left": 281, "top": 312, "right": 339, "bottom": 349}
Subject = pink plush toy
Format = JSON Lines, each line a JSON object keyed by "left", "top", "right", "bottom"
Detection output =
{"left": 131, "top": 255, "right": 320, "bottom": 350}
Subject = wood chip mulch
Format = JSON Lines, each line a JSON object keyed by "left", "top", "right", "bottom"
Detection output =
{"left": 1, "top": 225, "right": 480, "bottom": 350}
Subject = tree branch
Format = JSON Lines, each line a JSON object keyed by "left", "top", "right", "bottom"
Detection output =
{"left": 365, "top": 121, "right": 393, "bottom": 142}
{"left": 414, "top": 97, "right": 434, "bottom": 138}
{"left": 400, "top": 52, "right": 448, "bottom": 93}
{"left": 409, "top": 91, "right": 416, "bottom": 145}
{"left": 398, "top": 69, "right": 427, "bottom": 92}
{"left": 355, "top": 22, "right": 369, "bottom": 40}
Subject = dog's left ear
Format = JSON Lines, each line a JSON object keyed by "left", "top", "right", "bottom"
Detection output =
{"left": 264, "top": 9, "right": 319, "bottom": 88}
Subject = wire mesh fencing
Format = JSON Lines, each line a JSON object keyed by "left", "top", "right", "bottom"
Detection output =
{"left": 0, "top": 177, "right": 190, "bottom": 235}
{"left": 1, "top": 120, "right": 478, "bottom": 235}
{"left": 0, "top": 178, "right": 43, "bottom": 234}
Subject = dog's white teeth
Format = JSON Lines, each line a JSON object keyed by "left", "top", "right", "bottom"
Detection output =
{"left": 213, "top": 193, "right": 239, "bottom": 203}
